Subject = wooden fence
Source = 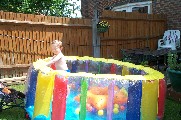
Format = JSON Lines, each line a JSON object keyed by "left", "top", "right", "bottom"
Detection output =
{"left": 0, "top": 11, "right": 167, "bottom": 65}
{"left": 0, "top": 64, "right": 29, "bottom": 84}
{"left": 0, "top": 11, "right": 92, "bottom": 65}
{"left": 99, "top": 11, "right": 167, "bottom": 59}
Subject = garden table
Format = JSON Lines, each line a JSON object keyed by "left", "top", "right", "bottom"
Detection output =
{"left": 121, "top": 48, "right": 171, "bottom": 70}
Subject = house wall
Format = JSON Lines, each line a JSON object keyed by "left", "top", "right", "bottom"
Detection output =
{"left": 81, "top": 0, "right": 181, "bottom": 30}
{"left": 152, "top": 0, "right": 181, "bottom": 30}
{"left": 81, "top": 0, "right": 150, "bottom": 18}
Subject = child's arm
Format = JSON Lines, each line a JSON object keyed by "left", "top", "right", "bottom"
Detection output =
{"left": 46, "top": 52, "right": 64, "bottom": 66}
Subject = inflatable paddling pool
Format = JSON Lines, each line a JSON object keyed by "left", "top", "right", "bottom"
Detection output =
{"left": 25, "top": 56, "right": 166, "bottom": 120}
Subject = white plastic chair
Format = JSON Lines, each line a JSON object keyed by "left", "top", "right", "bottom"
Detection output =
{"left": 157, "top": 30, "right": 180, "bottom": 50}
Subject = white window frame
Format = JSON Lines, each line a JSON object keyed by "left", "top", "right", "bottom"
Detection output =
{"left": 112, "top": 1, "right": 152, "bottom": 14}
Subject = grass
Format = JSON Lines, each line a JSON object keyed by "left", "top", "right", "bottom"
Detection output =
{"left": 0, "top": 85, "right": 180, "bottom": 120}
{"left": 0, "top": 84, "right": 26, "bottom": 120}
{"left": 163, "top": 99, "right": 181, "bottom": 120}
{"left": 0, "top": 108, "right": 26, "bottom": 120}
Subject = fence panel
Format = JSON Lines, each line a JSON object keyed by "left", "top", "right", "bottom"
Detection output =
{"left": 100, "top": 10, "right": 167, "bottom": 59}
{"left": 0, "top": 12, "right": 92, "bottom": 65}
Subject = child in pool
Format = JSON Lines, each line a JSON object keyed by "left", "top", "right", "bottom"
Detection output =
{"left": 46, "top": 40, "right": 70, "bottom": 96}
{"left": 46, "top": 40, "right": 68, "bottom": 71}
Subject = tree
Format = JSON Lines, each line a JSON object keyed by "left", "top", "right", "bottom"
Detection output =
{"left": 0, "top": 0, "right": 81, "bottom": 17}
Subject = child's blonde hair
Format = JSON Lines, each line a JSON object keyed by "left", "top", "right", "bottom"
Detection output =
{"left": 52, "top": 40, "right": 63, "bottom": 48}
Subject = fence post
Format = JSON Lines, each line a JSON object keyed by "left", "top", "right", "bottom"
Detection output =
{"left": 92, "top": 2, "right": 100, "bottom": 58}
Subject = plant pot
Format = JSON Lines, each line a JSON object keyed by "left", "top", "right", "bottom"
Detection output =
{"left": 167, "top": 69, "right": 181, "bottom": 92}
{"left": 97, "top": 27, "right": 108, "bottom": 33}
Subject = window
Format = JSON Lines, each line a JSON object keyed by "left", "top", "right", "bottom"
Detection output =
{"left": 132, "top": 6, "right": 148, "bottom": 13}
{"left": 112, "top": 1, "right": 152, "bottom": 14}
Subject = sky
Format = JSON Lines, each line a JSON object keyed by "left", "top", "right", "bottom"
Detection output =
{"left": 68, "top": 0, "right": 82, "bottom": 18}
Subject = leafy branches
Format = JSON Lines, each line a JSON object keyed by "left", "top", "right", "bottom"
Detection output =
{"left": 167, "top": 52, "right": 181, "bottom": 71}
{"left": 0, "top": 0, "right": 80, "bottom": 17}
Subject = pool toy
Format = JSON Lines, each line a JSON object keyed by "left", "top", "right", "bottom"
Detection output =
{"left": 98, "top": 110, "right": 104, "bottom": 116}
{"left": 25, "top": 56, "right": 166, "bottom": 120}
{"left": 74, "top": 86, "right": 128, "bottom": 110}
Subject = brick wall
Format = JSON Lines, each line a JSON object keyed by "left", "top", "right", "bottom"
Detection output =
{"left": 81, "top": 0, "right": 181, "bottom": 31}
{"left": 152, "top": 0, "right": 181, "bottom": 31}
{"left": 81, "top": 0, "right": 149, "bottom": 18}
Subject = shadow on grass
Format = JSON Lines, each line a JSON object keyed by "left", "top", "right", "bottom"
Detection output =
{"left": 0, "top": 99, "right": 180, "bottom": 120}
{"left": 0, "top": 107, "right": 26, "bottom": 120}
{"left": 163, "top": 99, "right": 181, "bottom": 120}
{"left": 0, "top": 84, "right": 26, "bottom": 120}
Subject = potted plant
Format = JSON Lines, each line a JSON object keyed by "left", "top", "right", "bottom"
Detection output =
{"left": 97, "top": 21, "right": 110, "bottom": 33}
{"left": 140, "top": 60, "right": 149, "bottom": 67}
{"left": 167, "top": 51, "right": 181, "bottom": 92}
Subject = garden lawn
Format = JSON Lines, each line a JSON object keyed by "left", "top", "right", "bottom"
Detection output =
{"left": 0, "top": 85, "right": 180, "bottom": 120}
{"left": 163, "top": 99, "right": 181, "bottom": 120}
{"left": 0, "top": 84, "right": 26, "bottom": 120}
